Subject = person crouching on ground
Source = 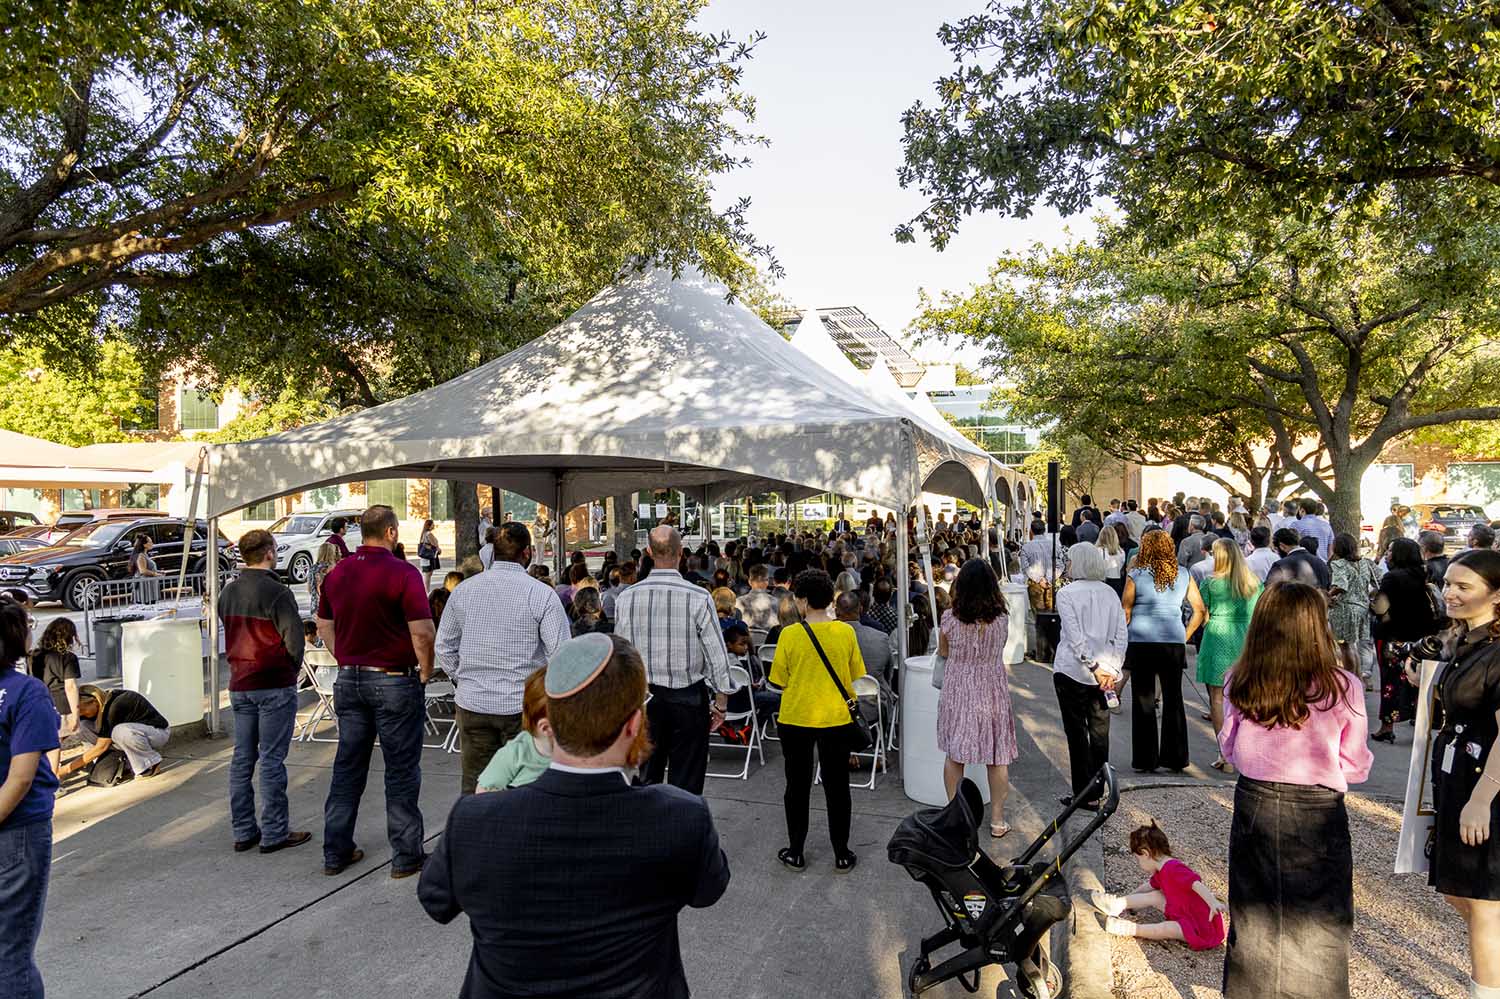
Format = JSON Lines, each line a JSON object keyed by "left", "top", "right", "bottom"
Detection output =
{"left": 475, "top": 669, "right": 552, "bottom": 792}
{"left": 1090, "top": 820, "right": 1225, "bottom": 950}
{"left": 419, "top": 633, "right": 730, "bottom": 998}
{"left": 58, "top": 685, "right": 171, "bottom": 781}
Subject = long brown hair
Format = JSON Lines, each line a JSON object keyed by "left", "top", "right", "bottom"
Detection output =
{"left": 1135, "top": 530, "right": 1179, "bottom": 591}
{"left": 1226, "top": 581, "right": 1353, "bottom": 729}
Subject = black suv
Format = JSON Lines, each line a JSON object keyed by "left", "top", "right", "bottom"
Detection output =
{"left": 0, "top": 517, "right": 234, "bottom": 610}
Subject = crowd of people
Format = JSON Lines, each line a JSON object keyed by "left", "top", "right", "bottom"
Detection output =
{"left": 0, "top": 490, "right": 1497, "bottom": 998}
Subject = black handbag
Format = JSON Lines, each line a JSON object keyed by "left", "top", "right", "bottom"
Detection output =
{"left": 801, "top": 622, "right": 875, "bottom": 752}
{"left": 86, "top": 748, "right": 132, "bottom": 787}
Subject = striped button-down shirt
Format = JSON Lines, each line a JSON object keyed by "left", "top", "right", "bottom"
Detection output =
{"left": 614, "top": 569, "right": 733, "bottom": 693}
{"left": 435, "top": 561, "right": 571, "bottom": 715}
{"left": 1296, "top": 514, "right": 1336, "bottom": 561}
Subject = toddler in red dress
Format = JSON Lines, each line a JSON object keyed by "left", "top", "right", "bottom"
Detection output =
{"left": 1090, "top": 820, "right": 1226, "bottom": 950}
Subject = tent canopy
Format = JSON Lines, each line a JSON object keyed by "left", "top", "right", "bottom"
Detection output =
{"left": 209, "top": 267, "right": 990, "bottom": 518}
{"left": 0, "top": 431, "right": 200, "bottom": 490}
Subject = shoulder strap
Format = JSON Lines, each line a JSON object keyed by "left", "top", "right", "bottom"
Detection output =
{"left": 801, "top": 622, "right": 855, "bottom": 707}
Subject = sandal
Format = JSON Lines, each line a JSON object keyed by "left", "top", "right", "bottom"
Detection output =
{"left": 834, "top": 851, "right": 858, "bottom": 873}
{"left": 777, "top": 848, "right": 806, "bottom": 872}
{"left": 990, "top": 822, "right": 1011, "bottom": 839}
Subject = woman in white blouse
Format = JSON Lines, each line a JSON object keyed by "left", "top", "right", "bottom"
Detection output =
{"left": 1054, "top": 542, "right": 1129, "bottom": 810}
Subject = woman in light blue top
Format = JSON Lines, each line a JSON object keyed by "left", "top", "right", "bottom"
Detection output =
{"left": 476, "top": 669, "right": 552, "bottom": 792}
{"left": 1121, "top": 530, "right": 1205, "bottom": 773}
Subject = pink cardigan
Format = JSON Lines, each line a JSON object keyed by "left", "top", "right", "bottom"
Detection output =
{"left": 1218, "top": 670, "right": 1374, "bottom": 793}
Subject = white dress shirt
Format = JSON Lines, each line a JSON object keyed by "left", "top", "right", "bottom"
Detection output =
{"left": 1054, "top": 580, "right": 1128, "bottom": 685}
{"left": 1245, "top": 546, "right": 1278, "bottom": 581}
{"left": 435, "top": 561, "right": 571, "bottom": 714}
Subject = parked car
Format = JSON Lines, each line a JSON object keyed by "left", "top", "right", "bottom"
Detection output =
{"left": 0, "top": 510, "right": 41, "bottom": 534}
{"left": 0, "top": 536, "right": 48, "bottom": 559}
{"left": 0, "top": 517, "right": 233, "bottom": 610}
{"left": 3, "top": 525, "right": 53, "bottom": 541}
{"left": 43, "top": 508, "right": 168, "bottom": 544}
{"left": 266, "top": 509, "right": 364, "bottom": 583}
{"left": 1411, "top": 501, "right": 1492, "bottom": 551}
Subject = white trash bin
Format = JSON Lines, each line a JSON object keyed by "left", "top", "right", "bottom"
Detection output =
{"left": 900, "top": 655, "right": 993, "bottom": 807}
{"left": 999, "top": 582, "right": 1029, "bottom": 665}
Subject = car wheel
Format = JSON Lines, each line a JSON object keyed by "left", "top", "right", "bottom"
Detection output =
{"left": 62, "top": 571, "right": 103, "bottom": 612}
{"left": 287, "top": 552, "right": 313, "bottom": 583}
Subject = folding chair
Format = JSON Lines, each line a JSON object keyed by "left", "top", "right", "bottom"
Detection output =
{"left": 297, "top": 647, "right": 341, "bottom": 743}
{"left": 749, "top": 628, "right": 769, "bottom": 649}
{"left": 816, "top": 674, "right": 886, "bottom": 790}
{"left": 757, "top": 644, "right": 779, "bottom": 741}
{"left": 423, "top": 679, "right": 458, "bottom": 749}
{"left": 707, "top": 664, "right": 763, "bottom": 780}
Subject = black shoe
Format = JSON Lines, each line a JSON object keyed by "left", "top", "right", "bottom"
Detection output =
{"left": 1372, "top": 730, "right": 1396, "bottom": 744}
{"left": 834, "top": 851, "right": 858, "bottom": 873}
{"left": 777, "top": 848, "right": 806, "bottom": 872}
{"left": 138, "top": 763, "right": 162, "bottom": 779}
{"left": 1059, "top": 795, "right": 1101, "bottom": 813}
{"left": 391, "top": 854, "right": 428, "bottom": 879}
{"left": 323, "top": 848, "right": 365, "bottom": 876}
{"left": 233, "top": 832, "right": 262, "bottom": 853}
{"left": 260, "top": 831, "right": 313, "bottom": 854}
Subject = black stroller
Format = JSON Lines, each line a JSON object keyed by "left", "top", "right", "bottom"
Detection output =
{"left": 888, "top": 765, "right": 1120, "bottom": 998}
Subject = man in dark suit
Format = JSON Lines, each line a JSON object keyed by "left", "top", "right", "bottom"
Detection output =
{"left": 1266, "top": 527, "right": 1332, "bottom": 590}
{"left": 419, "top": 633, "right": 730, "bottom": 999}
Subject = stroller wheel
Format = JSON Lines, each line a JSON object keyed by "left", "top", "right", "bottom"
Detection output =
{"left": 907, "top": 956, "right": 930, "bottom": 998}
{"left": 1015, "top": 957, "right": 1062, "bottom": 999}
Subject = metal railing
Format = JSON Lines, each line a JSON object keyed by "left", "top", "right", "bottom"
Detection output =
{"left": 80, "top": 570, "right": 238, "bottom": 655}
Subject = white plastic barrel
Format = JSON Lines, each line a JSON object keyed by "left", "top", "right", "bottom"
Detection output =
{"left": 999, "top": 583, "right": 1029, "bottom": 665}
{"left": 900, "top": 654, "right": 993, "bottom": 807}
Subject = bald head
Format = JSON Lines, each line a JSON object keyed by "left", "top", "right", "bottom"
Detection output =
{"left": 648, "top": 525, "right": 683, "bottom": 564}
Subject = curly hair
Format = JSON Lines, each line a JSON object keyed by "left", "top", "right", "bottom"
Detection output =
{"left": 1135, "top": 530, "right": 1180, "bottom": 592}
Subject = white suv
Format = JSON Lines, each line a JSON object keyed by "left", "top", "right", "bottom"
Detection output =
{"left": 265, "top": 510, "right": 363, "bottom": 583}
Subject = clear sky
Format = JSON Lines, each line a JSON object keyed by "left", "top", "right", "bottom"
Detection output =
{"left": 697, "top": 0, "right": 1097, "bottom": 359}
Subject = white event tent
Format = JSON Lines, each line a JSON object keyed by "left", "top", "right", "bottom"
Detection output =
{"left": 200, "top": 266, "right": 1006, "bottom": 726}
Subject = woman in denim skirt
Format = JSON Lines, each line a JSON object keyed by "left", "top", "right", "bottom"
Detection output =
{"left": 1218, "top": 582, "right": 1373, "bottom": 998}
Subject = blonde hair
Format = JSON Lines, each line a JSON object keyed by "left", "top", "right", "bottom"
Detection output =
{"left": 712, "top": 587, "right": 738, "bottom": 616}
{"left": 1212, "top": 538, "right": 1260, "bottom": 600}
{"left": 1096, "top": 524, "right": 1121, "bottom": 555}
{"left": 315, "top": 542, "right": 340, "bottom": 567}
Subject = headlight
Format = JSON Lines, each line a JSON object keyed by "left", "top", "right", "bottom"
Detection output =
{"left": 276, "top": 544, "right": 289, "bottom": 552}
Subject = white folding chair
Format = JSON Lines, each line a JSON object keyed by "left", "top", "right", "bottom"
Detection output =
{"left": 706, "top": 664, "right": 763, "bottom": 780}
{"left": 817, "top": 674, "right": 886, "bottom": 790}
{"left": 757, "top": 645, "right": 779, "bottom": 741}
{"left": 749, "top": 628, "right": 769, "bottom": 649}
{"left": 423, "top": 680, "right": 458, "bottom": 749}
{"left": 297, "top": 647, "right": 341, "bottom": 743}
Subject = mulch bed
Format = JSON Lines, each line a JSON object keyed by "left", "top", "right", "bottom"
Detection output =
{"left": 1097, "top": 785, "right": 1468, "bottom": 999}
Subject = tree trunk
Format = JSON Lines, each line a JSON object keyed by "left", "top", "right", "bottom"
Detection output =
{"left": 451, "top": 480, "right": 480, "bottom": 560}
{"left": 1323, "top": 457, "right": 1372, "bottom": 537}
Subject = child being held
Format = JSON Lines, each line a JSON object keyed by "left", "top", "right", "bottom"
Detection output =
{"left": 1090, "top": 820, "right": 1226, "bottom": 950}
{"left": 475, "top": 668, "right": 552, "bottom": 792}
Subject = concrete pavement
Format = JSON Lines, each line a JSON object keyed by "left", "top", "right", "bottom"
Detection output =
{"left": 35, "top": 649, "right": 1415, "bottom": 999}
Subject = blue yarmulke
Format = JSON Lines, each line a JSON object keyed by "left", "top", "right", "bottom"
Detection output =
{"left": 545, "top": 632, "right": 614, "bottom": 698}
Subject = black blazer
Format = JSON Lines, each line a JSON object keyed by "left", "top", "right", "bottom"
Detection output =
{"left": 419, "top": 767, "right": 730, "bottom": 999}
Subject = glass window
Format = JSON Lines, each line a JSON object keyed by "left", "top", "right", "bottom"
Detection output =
{"left": 429, "top": 479, "right": 454, "bottom": 521}
{"left": 60, "top": 489, "right": 102, "bottom": 511}
{"left": 120, "top": 483, "right": 160, "bottom": 508}
{"left": 268, "top": 514, "right": 325, "bottom": 535}
{"left": 246, "top": 499, "right": 277, "bottom": 520}
{"left": 0, "top": 488, "right": 45, "bottom": 515}
{"left": 365, "top": 479, "right": 407, "bottom": 519}
{"left": 64, "top": 520, "right": 131, "bottom": 547}
{"left": 180, "top": 389, "right": 220, "bottom": 430}
{"left": 151, "top": 521, "right": 185, "bottom": 544}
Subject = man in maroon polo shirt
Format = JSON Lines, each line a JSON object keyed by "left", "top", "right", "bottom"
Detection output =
{"left": 219, "top": 528, "right": 310, "bottom": 854}
{"left": 316, "top": 504, "right": 435, "bottom": 879}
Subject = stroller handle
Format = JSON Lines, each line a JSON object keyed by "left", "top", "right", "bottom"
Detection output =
{"left": 1006, "top": 764, "right": 1120, "bottom": 908}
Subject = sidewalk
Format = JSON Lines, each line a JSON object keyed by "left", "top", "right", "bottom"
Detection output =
{"left": 36, "top": 653, "right": 1419, "bottom": 999}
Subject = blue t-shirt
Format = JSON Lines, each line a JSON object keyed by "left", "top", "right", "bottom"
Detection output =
{"left": 1127, "top": 568, "right": 1191, "bottom": 644}
{"left": 0, "top": 669, "right": 61, "bottom": 830}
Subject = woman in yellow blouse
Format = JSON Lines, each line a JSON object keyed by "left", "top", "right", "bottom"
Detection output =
{"left": 770, "top": 568, "right": 867, "bottom": 873}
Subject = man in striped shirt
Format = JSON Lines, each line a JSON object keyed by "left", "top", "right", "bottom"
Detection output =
{"left": 615, "top": 526, "right": 732, "bottom": 795}
{"left": 436, "top": 522, "right": 571, "bottom": 794}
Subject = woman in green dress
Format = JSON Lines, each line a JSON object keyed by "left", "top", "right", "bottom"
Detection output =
{"left": 1197, "top": 538, "right": 1263, "bottom": 772}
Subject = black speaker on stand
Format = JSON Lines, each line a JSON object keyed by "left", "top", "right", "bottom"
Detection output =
{"left": 1035, "top": 460, "right": 1063, "bottom": 663}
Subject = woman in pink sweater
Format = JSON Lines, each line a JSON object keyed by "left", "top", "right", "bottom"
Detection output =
{"left": 1218, "top": 581, "right": 1374, "bottom": 999}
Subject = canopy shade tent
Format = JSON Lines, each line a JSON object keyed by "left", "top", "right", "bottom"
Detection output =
{"left": 0, "top": 430, "right": 200, "bottom": 490}
{"left": 207, "top": 266, "right": 989, "bottom": 518}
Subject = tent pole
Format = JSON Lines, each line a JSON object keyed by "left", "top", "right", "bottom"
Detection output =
{"left": 205, "top": 453, "right": 221, "bottom": 736}
{"left": 703, "top": 485, "right": 713, "bottom": 545}
{"left": 553, "top": 474, "right": 565, "bottom": 578}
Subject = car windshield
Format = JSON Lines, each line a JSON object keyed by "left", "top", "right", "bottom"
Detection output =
{"left": 63, "top": 521, "right": 130, "bottom": 547}
{"left": 269, "top": 515, "right": 325, "bottom": 535}
{"left": 1432, "top": 506, "right": 1486, "bottom": 520}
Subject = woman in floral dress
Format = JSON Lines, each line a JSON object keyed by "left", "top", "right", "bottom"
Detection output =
{"left": 938, "top": 558, "right": 1018, "bottom": 837}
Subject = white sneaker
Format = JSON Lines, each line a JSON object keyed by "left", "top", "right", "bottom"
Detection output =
{"left": 1088, "top": 891, "right": 1126, "bottom": 917}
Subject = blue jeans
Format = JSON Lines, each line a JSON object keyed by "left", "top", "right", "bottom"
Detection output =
{"left": 321, "top": 672, "right": 425, "bottom": 871}
{"left": 229, "top": 686, "right": 298, "bottom": 845}
{"left": 0, "top": 820, "right": 52, "bottom": 999}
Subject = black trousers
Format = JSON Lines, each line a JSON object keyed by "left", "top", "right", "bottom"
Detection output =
{"left": 780, "top": 722, "right": 852, "bottom": 856}
{"left": 1053, "top": 672, "right": 1111, "bottom": 801}
{"left": 1125, "top": 641, "right": 1189, "bottom": 771}
{"left": 1224, "top": 777, "right": 1352, "bottom": 999}
{"left": 641, "top": 682, "right": 710, "bottom": 795}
